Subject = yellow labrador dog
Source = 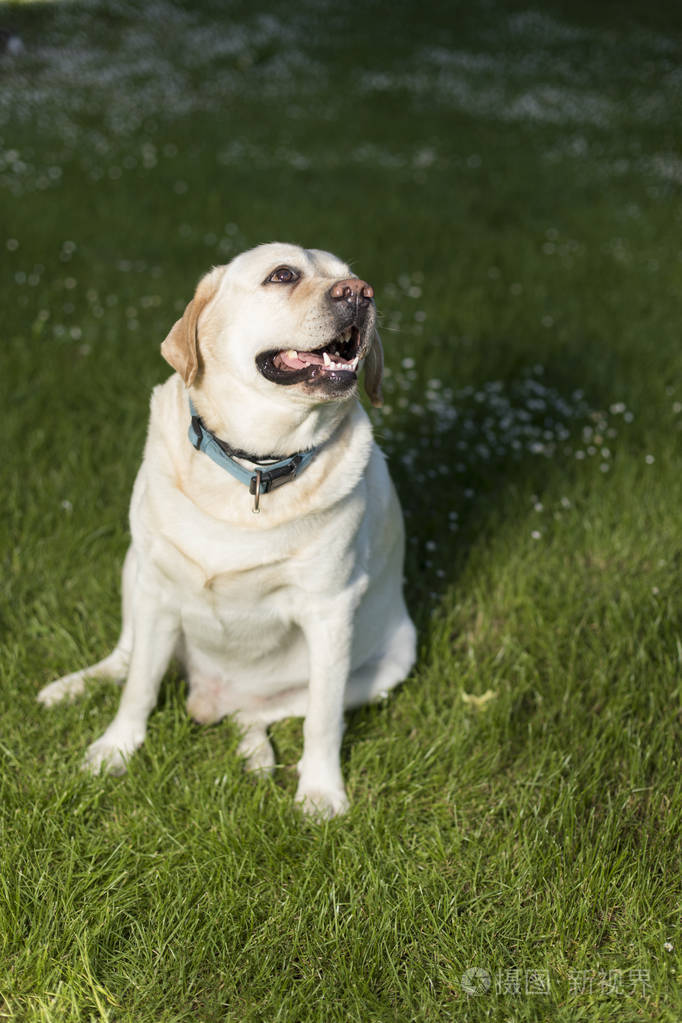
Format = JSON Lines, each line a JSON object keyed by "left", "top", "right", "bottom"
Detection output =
{"left": 38, "top": 243, "right": 416, "bottom": 816}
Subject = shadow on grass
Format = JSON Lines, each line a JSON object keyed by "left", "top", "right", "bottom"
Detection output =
{"left": 379, "top": 347, "right": 624, "bottom": 629}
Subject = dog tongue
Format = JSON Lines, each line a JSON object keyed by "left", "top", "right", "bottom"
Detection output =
{"left": 278, "top": 349, "right": 324, "bottom": 370}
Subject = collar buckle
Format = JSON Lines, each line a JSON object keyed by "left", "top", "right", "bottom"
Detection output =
{"left": 248, "top": 454, "right": 303, "bottom": 496}
{"left": 249, "top": 455, "right": 304, "bottom": 514}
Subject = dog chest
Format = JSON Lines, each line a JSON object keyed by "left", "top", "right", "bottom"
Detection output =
{"left": 179, "top": 563, "right": 301, "bottom": 667}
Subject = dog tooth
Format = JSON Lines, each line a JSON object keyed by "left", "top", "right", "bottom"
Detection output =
{"left": 323, "top": 351, "right": 332, "bottom": 367}
{"left": 286, "top": 349, "right": 297, "bottom": 359}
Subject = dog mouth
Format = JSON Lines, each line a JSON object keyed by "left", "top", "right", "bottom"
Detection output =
{"left": 256, "top": 326, "right": 364, "bottom": 388}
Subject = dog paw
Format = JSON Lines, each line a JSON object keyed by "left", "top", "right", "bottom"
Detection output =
{"left": 37, "top": 674, "right": 85, "bottom": 707}
{"left": 186, "top": 682, "right": 227, "bottom": 725}
{"left": 82, "top": 727, "right": 142, "bottom": 776}
{"left": 295, "top": 781, "right": 349, "bottom": 819}
{"left": 237, "top": 733, "right": 276, "bottom": 776}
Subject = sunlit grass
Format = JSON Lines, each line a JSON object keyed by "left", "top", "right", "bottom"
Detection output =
{"left": 1, "top": 0, "right": 682, "bottom": 1020}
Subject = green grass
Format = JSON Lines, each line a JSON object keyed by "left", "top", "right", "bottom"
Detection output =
{"left": 2, "top": 0, "right": 682, "bottom": 1019}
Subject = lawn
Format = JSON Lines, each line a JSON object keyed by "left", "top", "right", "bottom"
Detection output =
{"left": 1, "top": 0, "right": 682, "bottom": 1019}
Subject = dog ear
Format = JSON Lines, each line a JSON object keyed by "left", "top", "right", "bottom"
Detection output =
{"left": 364, "top": 328, "right": 384, "bottom": 408}
{"left": 160, "top": 299, "right": 202, "bottom": 387}
{"left": 160, "top": 268, "right": 222, "bottom": 387}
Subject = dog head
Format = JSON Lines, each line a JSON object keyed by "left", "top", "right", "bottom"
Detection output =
{"left": 161, "top": 243, "right": 384, "bottom": 412}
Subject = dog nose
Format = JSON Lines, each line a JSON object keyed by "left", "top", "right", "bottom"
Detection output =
{"left": 329, "top": 278, "right": 374, "bottom": 304}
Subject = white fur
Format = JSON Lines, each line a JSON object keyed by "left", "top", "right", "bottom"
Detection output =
{"left": 38, "top": 243, "right": 416, "bottom": 817}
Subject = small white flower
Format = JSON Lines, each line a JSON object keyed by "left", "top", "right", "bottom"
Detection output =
{"left": 664, "top": 942, "right": 673, "bottom": 952}
{"left": 531, "top": 530, "right": 542, "bottom": 540}
{"left": 645, "top": 454, "right": 655, "bottom": 464}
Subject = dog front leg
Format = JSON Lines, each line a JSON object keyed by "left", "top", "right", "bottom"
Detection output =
{"left": 83, "top": 578, "right": 179, "bottom": 775}
{"left": 295, "top": 596, "right": 357, "bottom": 818}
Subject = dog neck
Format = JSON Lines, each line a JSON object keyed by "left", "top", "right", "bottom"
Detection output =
{"left": 189, "top": 376, "right": 353, "bottom": 460}
{"left": 189, "top": 399, "right": 310, "bottom": 464}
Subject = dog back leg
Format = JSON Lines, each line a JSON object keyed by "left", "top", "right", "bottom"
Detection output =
{"left": 37, "top": 546, "right": 136, "bottom": 707}
{"left": 234, "top": 716, "right": 276, "bottom": 776}
{"left": 345, "top": 611, "right": 417, "bottom": 708}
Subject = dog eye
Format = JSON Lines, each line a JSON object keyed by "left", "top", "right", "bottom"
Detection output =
{"left": 266, "top": 266, "right": 300, "bottom": 284}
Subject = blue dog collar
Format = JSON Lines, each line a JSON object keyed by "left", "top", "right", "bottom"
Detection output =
{"left": 187, "top": 400, "right": 316, "bottom": 512}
